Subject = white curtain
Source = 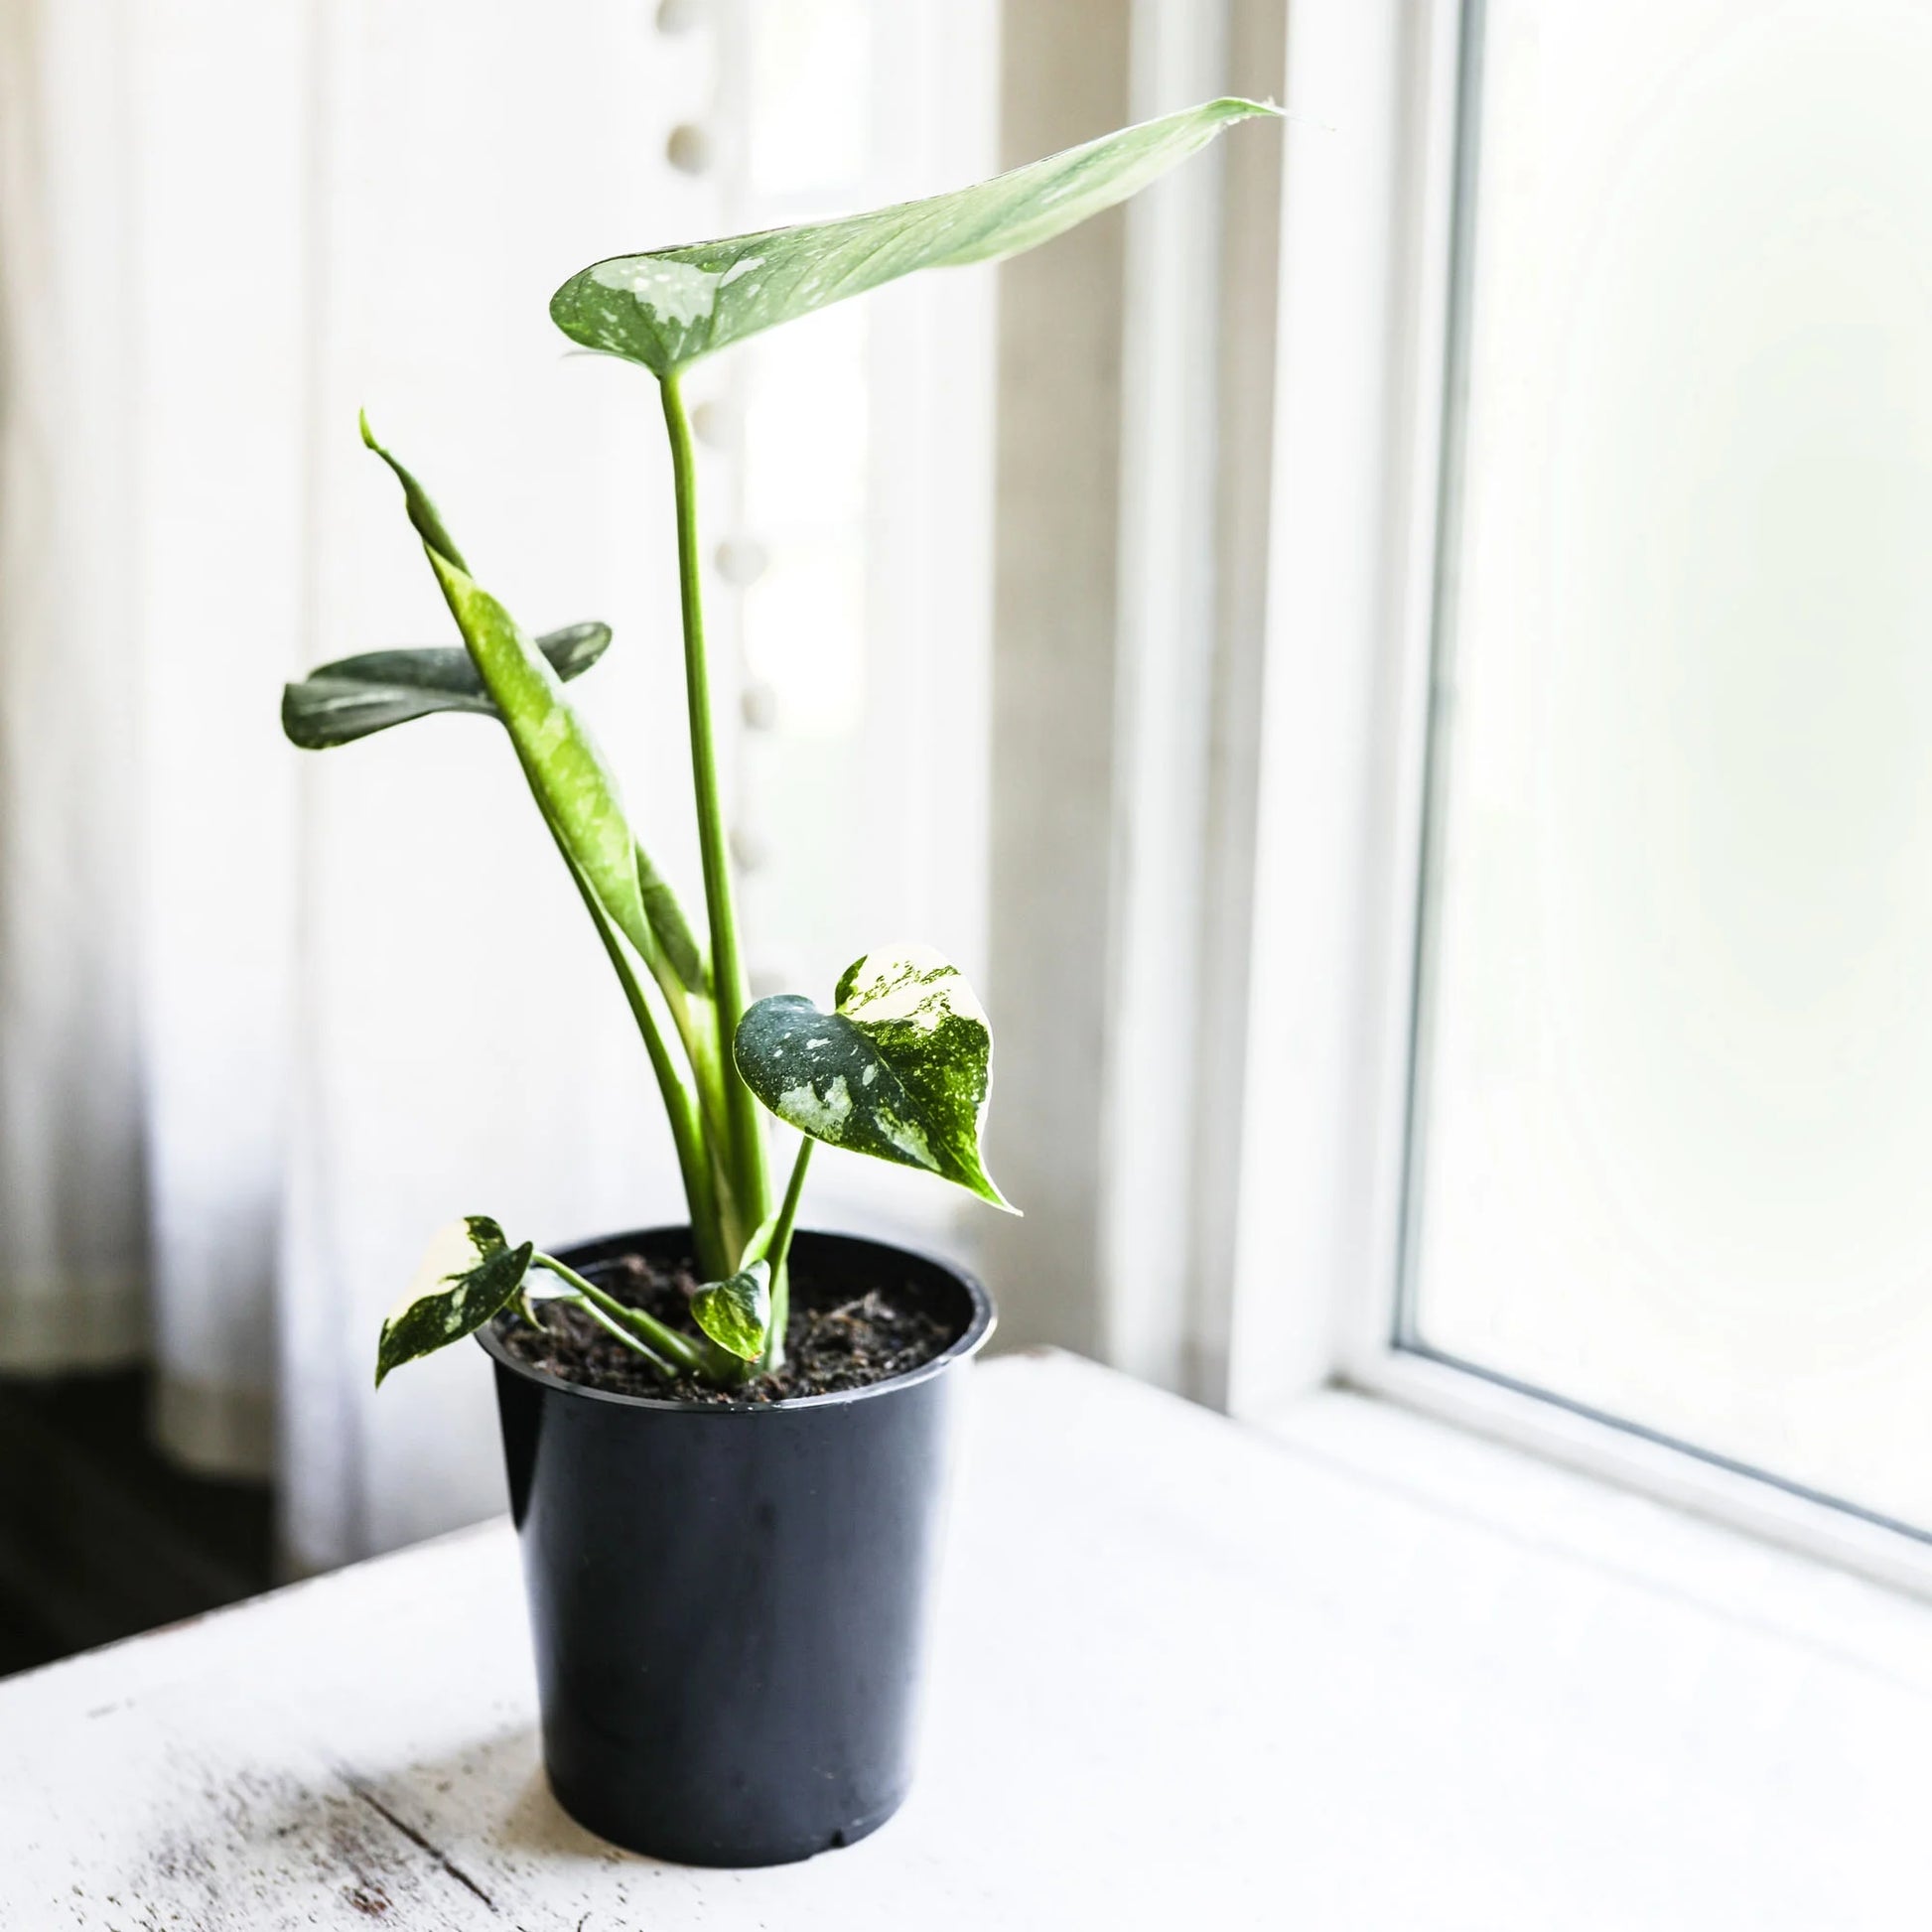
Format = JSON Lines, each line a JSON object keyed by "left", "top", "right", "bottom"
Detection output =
{"left": 0, "top": 0, "right": 732, "bottom": 1572}
{"left": 0, "top": 0, "right": 997, "bottom": 1575}
{"left": 0, "top": 2, "right": 149, "bottom": 1372}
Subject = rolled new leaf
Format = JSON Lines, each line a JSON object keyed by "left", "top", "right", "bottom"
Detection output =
{"left": 635, "top": 843, "right": 704, "bottom": 996}
{"left": 551, "top": 96, "right": 1280, "bottom": 378}
{"left": 358, "top": 418, "right": 705, "bottom": 992}
{"left": 734, "top": 946, "right": 1015, "bottom": 1210}
{"left": 377, "top": 1216, "right": 533, "bottom": 1386}
{"left": 281, "top": 622, "right": 612, "bottom": 749}
{"left": 690, "top": 1260, "right": 772, "bottom": 1362}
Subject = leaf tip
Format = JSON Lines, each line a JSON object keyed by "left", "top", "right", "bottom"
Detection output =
{"left": 278, "top": 682, "right": 315, "bottom": 751}
{"left": 1211, "top": 94, "right": 1284, "bottom": 121}
{"left": 978, "top": 1175, "right": 1023, "bottom": 1216}
{"left": 358, "top": 407, "right": 379, "bottom": 452}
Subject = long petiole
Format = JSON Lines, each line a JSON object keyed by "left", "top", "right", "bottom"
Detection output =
{"left": 758, "top": 1137, "right": 814, "bottom": 1375}
{"left": 656, "top": 977, "right": 737, "bottom": 1223}
{"left": 541, "top": 813, "right": 729, "bottom": 1279}
{"left": 569, "top": 1295, "right": 677, "bottom": 1378}
{"left": 765, "top": 1135, "right": 814, "bottom": 1277}
{"left": 586, "top": 915, "right": 728, "bottom": 1278}
{"left": 660, "top": 370, "right": 770, "bottom": 1253}
{"left": 533, "top": 1253, "right": 710, "bottom": 1378}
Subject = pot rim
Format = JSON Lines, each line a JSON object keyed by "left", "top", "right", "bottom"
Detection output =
{"left": 476, "top": 1222, "right": 997, "bottom": 1417}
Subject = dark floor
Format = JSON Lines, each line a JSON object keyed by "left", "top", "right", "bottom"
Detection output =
{"left": 0, "top": 1368, "right": 275, "bottom": 1678}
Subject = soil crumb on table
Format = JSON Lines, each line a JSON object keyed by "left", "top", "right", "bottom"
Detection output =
{"left": 494, "top": 1248, "right": 955, "bottom": 1402}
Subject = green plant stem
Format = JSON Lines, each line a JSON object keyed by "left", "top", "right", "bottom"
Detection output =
{"left": 634, "top": 897, "right": 729, "bottom": 1161}
{"left": 542, "top": 815, "right": 729, "bottom": 1280}
{"left": 571, "top": 1296, "right": 676, "bottom": 1378}
{"left": 765, "top": 1135, "right": 814, "bottom": 1277}
{"left": 759, "top": 1136, "right": 814, "bottom": 1375}
{"left": 660, "top": 371, "right": 770, "bottom": 1255}
{"left": 534, "top": 1252, "right": 710, "bottom": 1378}
{"left": 658, "top": 981, "right": 740, "bottom": 1237}
{"left": 588, "top": 917, "right": 729, "bottom": 1283}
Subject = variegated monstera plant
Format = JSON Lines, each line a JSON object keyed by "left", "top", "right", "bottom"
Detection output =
{"left": 283, "top": 97, "right": 1279, "bottom": 1389}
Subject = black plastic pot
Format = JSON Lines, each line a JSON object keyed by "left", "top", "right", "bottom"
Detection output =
{"left": 478, "top": 1225, "right": 995, "bottom": 1867}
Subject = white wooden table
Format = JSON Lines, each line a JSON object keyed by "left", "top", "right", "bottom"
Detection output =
{"left": 7, "top": 1350, "right": 1932, "bottom": 1929}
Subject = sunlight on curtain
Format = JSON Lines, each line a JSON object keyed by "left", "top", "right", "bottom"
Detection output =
{"left": 0, "top": 0, "right": 996, "bottom": 1571}
{"left": 0, "top": 1, "right": 148, "bottom": 1371}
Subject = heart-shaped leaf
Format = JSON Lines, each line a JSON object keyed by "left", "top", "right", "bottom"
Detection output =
{"left": 690, "top": 1260, "right": 772, "bottom": 1362}
{"left": 377, "top": 1216, "right": 533, "bottom": 1386}
{"left": 734, "top": 947, "right": 1014, "bottom": 1209}
{"left": 551, "top": 96, "right": 1279, "bottom": 378}
{"left": 358, "top": 417, "right": 703, "bottom": 991}
{"left": 281, "top": 622, "right": 612, "bottom": 749}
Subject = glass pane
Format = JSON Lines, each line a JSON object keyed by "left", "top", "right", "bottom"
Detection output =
{"left": 1405, "top": 0, "right": 1932, "bottom": 1530}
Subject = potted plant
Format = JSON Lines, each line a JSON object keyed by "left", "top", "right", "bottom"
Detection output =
{"left": 282, "top": 96, "right": 1279, "bottom": 1867}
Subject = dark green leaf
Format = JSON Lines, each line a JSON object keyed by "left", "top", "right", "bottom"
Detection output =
{"left": 551, "top": 97, "right": 1280, "bottom": 377}
{"left": 280, "top": 623, "right": 612, "bottom": 749}
{"left": 376, "top": 1216, "right": 533, "bottom": 1386}
{"left": 690, "top": 1260, "right": 771, "bottom": 1362}
{"left": 734, "top": 946, "right": 1014, "bottom": 1209}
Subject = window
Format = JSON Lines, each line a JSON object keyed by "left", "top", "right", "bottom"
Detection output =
{"left": 1230, "top": 0, "right": 1932, "bottom": 1583}
{"left": 1400, "top": 0, "right": 1932, "bottom": 1537}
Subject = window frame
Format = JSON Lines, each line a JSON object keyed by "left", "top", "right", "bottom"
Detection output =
{"left": 1220, "top": 0, "right": 1932, "bottom": 1600}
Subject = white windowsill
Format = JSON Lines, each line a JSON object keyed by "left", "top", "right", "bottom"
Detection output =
{"left": 1253, "top": 1381, "right": 1932, "bottom": 1926}
{"left": 5, "top": 1350, "right": 1930, "bottom": 1927}
{"left": 1267, "top": 1382, "right": 1932, "bottom": 1698}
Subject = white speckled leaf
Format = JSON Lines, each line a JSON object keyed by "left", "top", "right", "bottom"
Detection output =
{"left": 377, "top": 1217, "right": 533, "bottom": 1386}
{"left": 280, "top": 622, "right": 611, "bottom": 749}
{"left": 690, "top": 1260, "right": 771, "bottom": 1362}
{"left": 734, "top": 947, "right": 1015, "bottom": 1210}
{"left": 359, "top": 419, "right": 703, "bottom": 991}
{"left": 550, "top": 97, "right": 1278, "bottom": 377}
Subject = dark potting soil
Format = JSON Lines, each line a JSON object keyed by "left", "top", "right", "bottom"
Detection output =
{"left": 492, "top": 1246, "right": 956, "bottom": 1403}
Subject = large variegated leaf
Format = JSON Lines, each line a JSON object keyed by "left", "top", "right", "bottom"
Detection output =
{"left": 359, "top": 418, "right": 703, "bottom": 991}
{"left": 551, "top": 97, "right": 1278, "bottom": 377}
{"left": 734, "top": 947, "right": 1014, "bottom": 1209}
{"left": 376, "top": 1216, "right": 533, "bottom": 1386}
{"left": 281, "top": 623, "right": 611, "bottom": 749}
{"left": 690, "top": 1260, "right": 771, "bottom": 1362}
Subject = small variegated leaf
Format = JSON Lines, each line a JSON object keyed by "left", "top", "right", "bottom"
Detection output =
{"left": 376, "top": 1216, "right": 534, "bottom": 1386}
{"left": 734, "top": 946, "right": 1014, "bottom": 1210}
{"left": 358, "top": 418, "right": 702, "bottom": 984}
{"left": 280, "top": 623, "right": 612, "bottom": 749}
{"left": 690, "top": 1260, "right": 772, "bottom": 1362}
{"left": 550, "top": 97, "right": 1279, "bottom": 378}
